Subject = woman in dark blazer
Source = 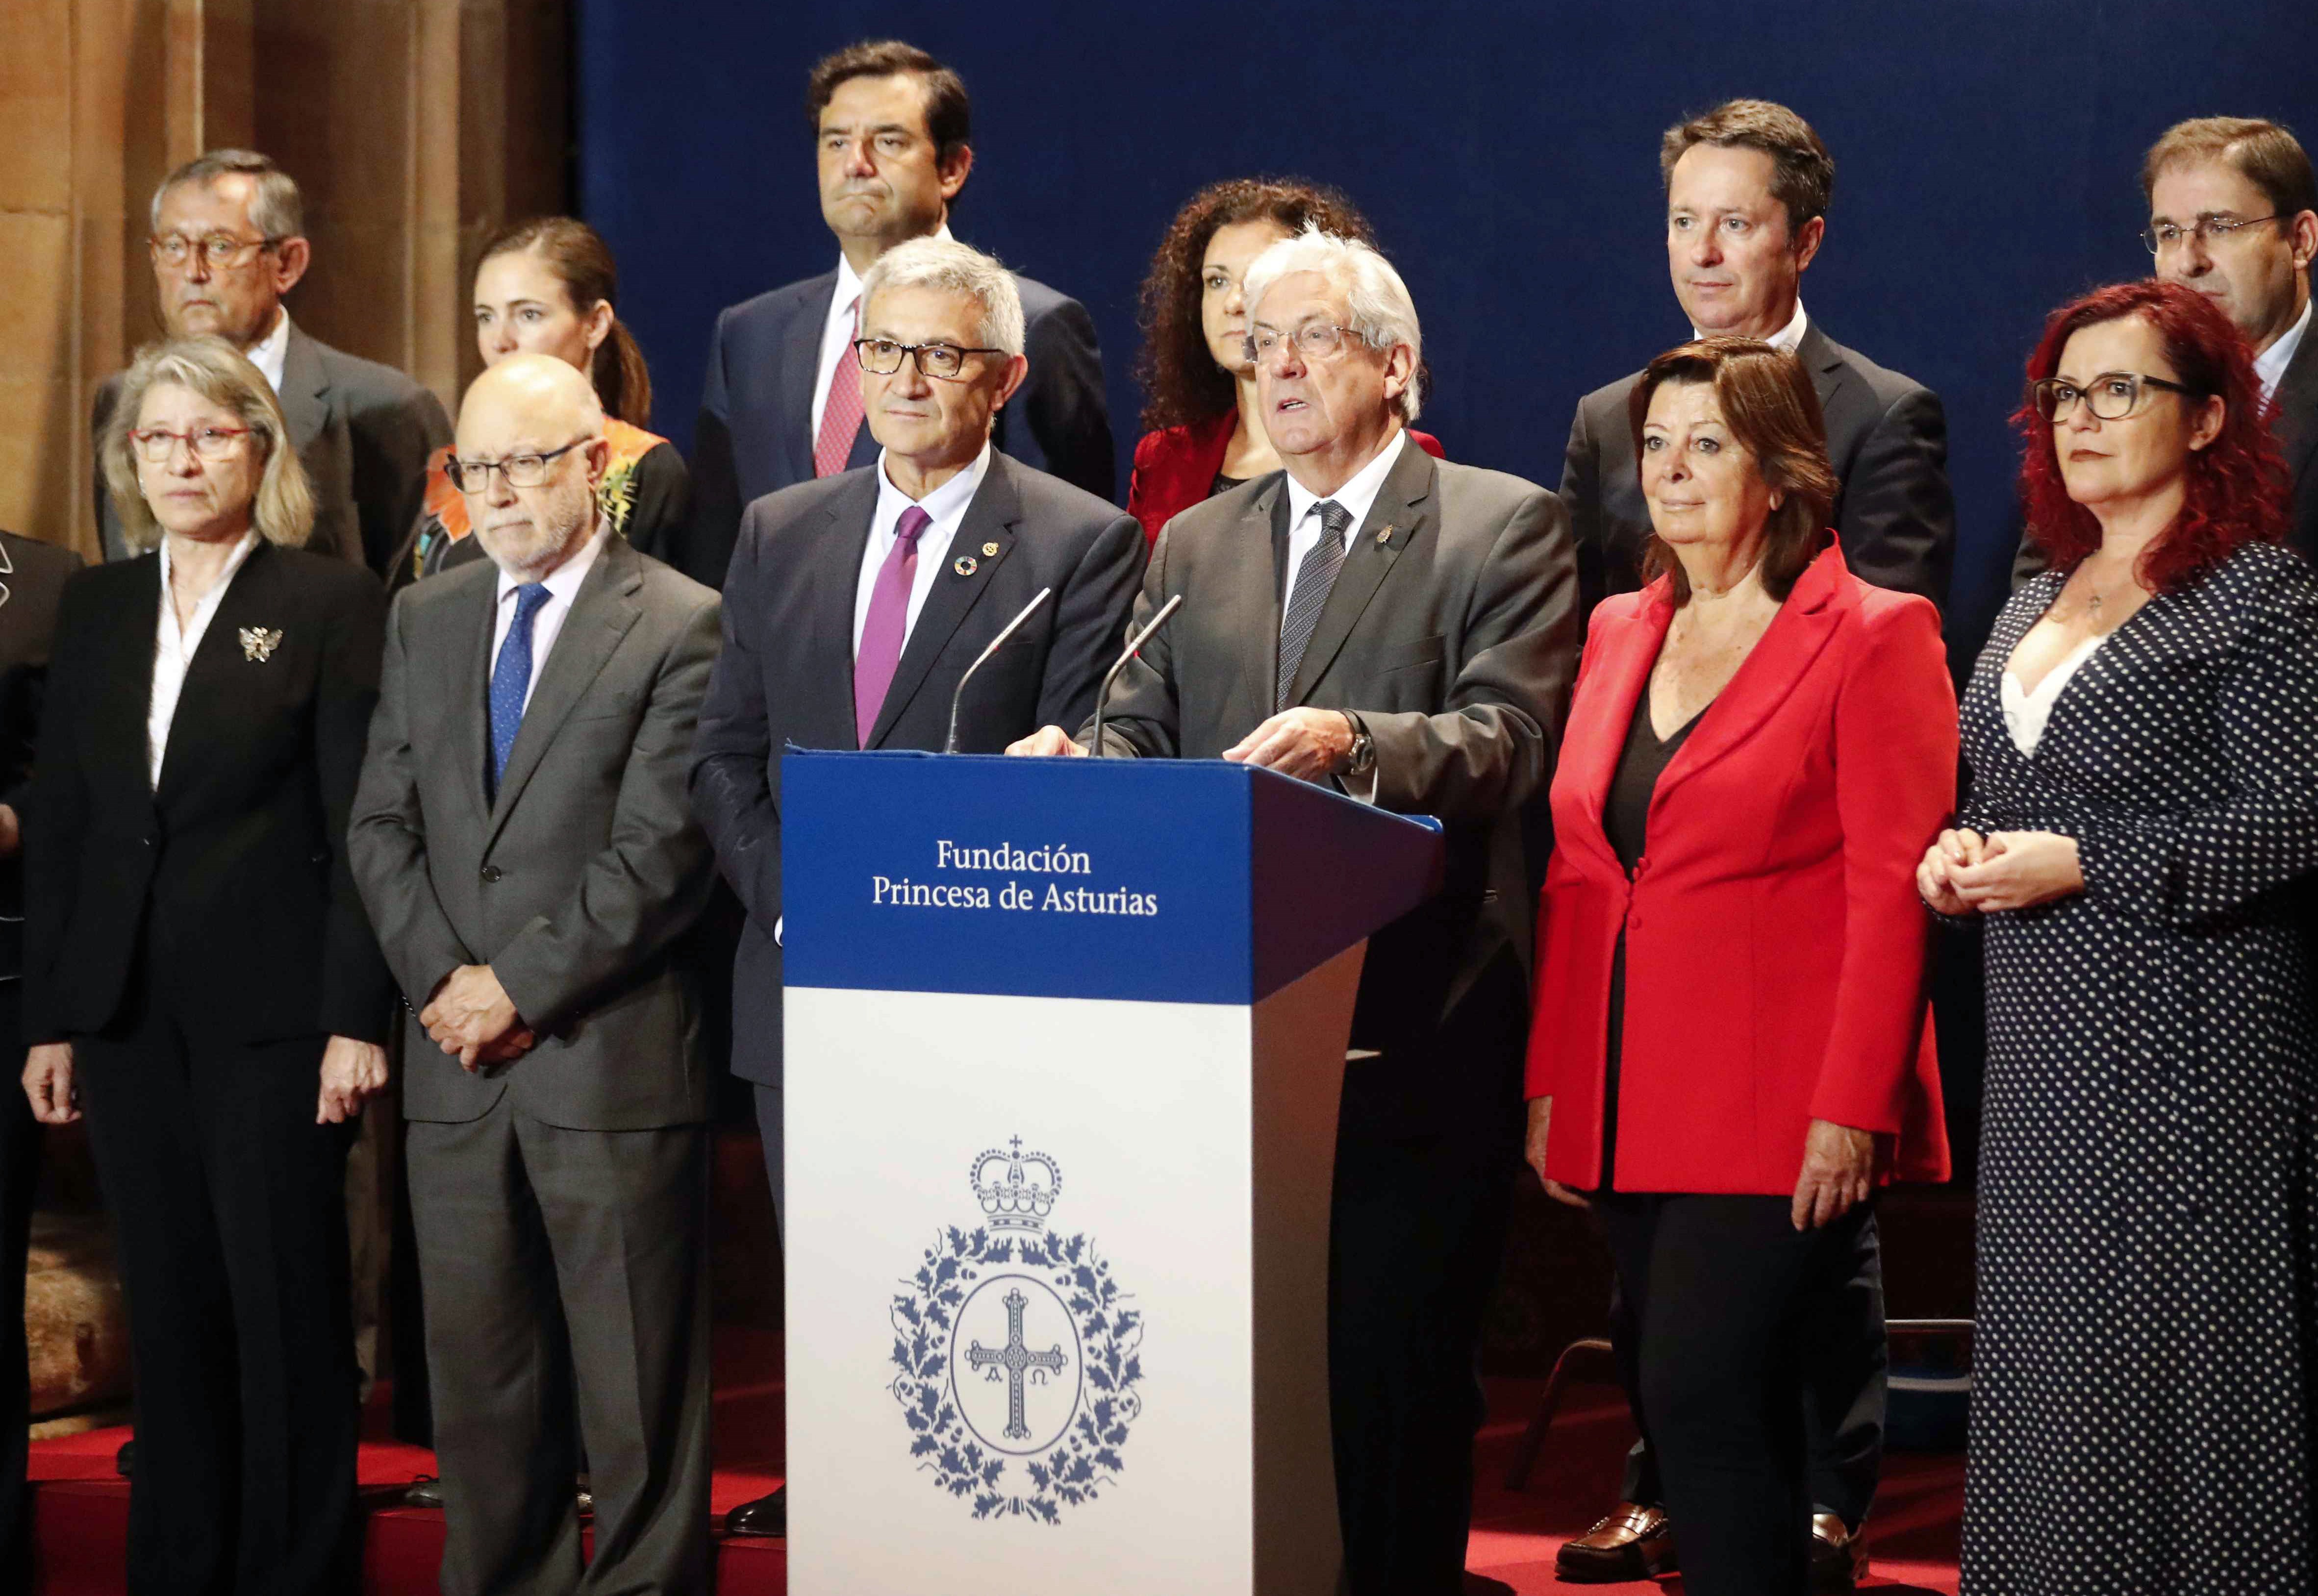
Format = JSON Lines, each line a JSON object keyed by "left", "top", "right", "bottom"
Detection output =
{"left": 1126, "top": 177, "right": 1441, "bottom": 543}
{"left": 20, "top": 336, "right": 391, "bottom": 1596}
{"left": 1524, "top": 338, "right": 1954, "bottom": 1596}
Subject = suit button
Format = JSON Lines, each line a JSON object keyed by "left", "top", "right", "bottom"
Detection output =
{"left": 480, "top": 865, "right": 503, "bottom": 883}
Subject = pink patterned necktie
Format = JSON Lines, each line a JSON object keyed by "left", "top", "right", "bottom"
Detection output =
{"left": 855, "top": 505, "right": 931, "bottom": 745}
{"left": 813, "top": 295, "right": 865, "bottom": 478}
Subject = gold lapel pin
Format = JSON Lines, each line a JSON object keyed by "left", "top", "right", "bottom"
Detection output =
{"left": 953, "top": 554, "right": 979, "bottom": 577}
{"left": 1376, "top": 524, "right": 1396, "bottom": 546}
{"left": 982, "top": 541, "right": 1000, "bottom": 557}
{"left": 239, "top": 626, "right": 283, "bottom": 662}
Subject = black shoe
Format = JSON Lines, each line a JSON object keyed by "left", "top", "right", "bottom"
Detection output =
{"left": 114, "top": 1439, "right": 134, "bottom": 1478}
{"left": 403, "top": 1475, "right": 444, "bottom": 1509}
{"left": 725, "top": 1486, "right": 786, "bottom": 1538}
{"left": 1811, "top": 1512, "right": 1868, "bottom": 1591}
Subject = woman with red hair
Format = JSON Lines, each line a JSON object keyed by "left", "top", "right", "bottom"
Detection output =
{"left": 1920, "top": 279, "right": 2318, "bottom": 1595}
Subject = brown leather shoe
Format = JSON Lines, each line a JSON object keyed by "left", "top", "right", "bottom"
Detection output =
{"left": 1554, "top": 1502, "right": 1677, "bottom": 1583}
{"left": 1810, "top": 1512, "right": 1869, "bottom": 1591}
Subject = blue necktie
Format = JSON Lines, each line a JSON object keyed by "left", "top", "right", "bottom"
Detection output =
{"left": 488, "top": 583, "right": 553, "bottom": 798}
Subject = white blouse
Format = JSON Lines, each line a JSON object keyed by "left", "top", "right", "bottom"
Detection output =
{"left": 150, "top": 530, "right": 260, "bottom": 787}
{"left": 2001, "top": 633, "right": 2107, "bottom": 757}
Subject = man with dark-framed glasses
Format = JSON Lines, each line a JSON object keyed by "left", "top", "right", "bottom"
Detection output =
{"left": 690, "top": 233, "right": 1140, "bottom": 1539}
{"left": 2144, "top": 117, "right": 2318, "bottom": 558}
{"left": 94, "top": 150, "right": 449, "bottom": 576}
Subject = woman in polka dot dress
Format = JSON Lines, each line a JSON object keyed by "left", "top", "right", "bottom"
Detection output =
{"left": 1921, "top": 278, "right": 2318, "bottom": 1595}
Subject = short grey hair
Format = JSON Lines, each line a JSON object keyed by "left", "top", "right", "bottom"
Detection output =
{"left": 101, "top": 337, "right": 314, "bottom": 552}
{"left": 150, "top": 149, "right": 304, "bottom": 241}
{"left": 859, "top": 236, "right": 1026, "bottom": 358}
{"left": 1241, "top": 226, "right": 1424, "bottom": 423}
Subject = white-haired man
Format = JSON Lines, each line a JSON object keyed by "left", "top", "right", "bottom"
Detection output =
{"left": 691, "top": 236, "right": 1143, "bottom": 1538}
{"left": 1010, "top": 226, "right": 1578, "bottom": 1596}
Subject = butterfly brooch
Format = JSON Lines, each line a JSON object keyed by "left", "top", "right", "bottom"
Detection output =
{"left": 239, "top": 626, "right": 283, "bottom": 663}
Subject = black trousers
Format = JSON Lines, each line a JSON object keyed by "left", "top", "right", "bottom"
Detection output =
{"left": 1613, "top": 1206, "right": 1888, "bottom": 1524}
{"left": 0, "top": 986, "right": 41, "bottom": 1596}
{"left": 1596, "top": 1193, "right": 1874, "bottom": 1596}
{"left": 76, "top": 1000, "right": 360, "bottom": 1596}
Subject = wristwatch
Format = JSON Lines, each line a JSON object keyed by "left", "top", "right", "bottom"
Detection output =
{"left": 1340, "top": 711, "right": 1376, "bottom": 778}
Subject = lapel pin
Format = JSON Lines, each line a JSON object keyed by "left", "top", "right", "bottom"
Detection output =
{"left": 239, "top": 626, "right": 283, "bottom": 662}
{"left": 982, "top": 541, "right": 1000, "bottom": 557}
{"left": 953, "top": 554, "right": 980, "bottom": 577}
{"left": 1376, "top": 524, "right": 1396, "bottom": 546}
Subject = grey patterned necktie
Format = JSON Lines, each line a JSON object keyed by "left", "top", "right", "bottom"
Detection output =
{"left": 1278, "top": 499, "right": 1353, "bottom": 710}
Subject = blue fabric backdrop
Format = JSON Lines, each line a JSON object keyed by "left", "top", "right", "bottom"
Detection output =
{"left": 576, "top": 0, "right": 2318, "bottom": 665}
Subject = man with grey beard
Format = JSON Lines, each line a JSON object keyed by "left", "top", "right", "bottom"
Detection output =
{"left": 349, "top": 355, "right": 722, "bottom": 1596}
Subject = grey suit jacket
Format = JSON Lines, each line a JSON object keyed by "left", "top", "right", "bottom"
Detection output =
{"left": 1561, "top": 320, "right": 1955, "bottom": 625}
{"left": 96, "top": 321, "right": 452, "bottom": 577}
{"left": 1091, "top": 440, "right": 1579, "bottom": 1134}
{"left": 349, "top": 534, "right": 723, "bottom": 1130}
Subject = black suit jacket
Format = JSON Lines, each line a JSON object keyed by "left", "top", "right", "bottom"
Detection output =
{"left": 0, "top": 532, "right": 82, "bottom": 987}
{"left": 95, "top": 322, "right": 452, "bottom": 578}
{"left": 689, "top": 450, "right": 1144, "bottom": 1088}
{"left": 1091, "top": 441, "right": 1579, "bottom": 1136}
{"left": 21, "top": 541, "right": 393, "bottom": 1045}
{"left": 682, "top": 265, "right": 1115, "bottom": 590}
{"left": 2273, "top": 320, "right": 2318, "bottom": 562}
{"left": 1561, "top": 320, "right": 1955, "bottom": 625}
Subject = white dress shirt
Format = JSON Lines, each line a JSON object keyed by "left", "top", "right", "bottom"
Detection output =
{"left": 2256, "top": 298, "right": 2311, "bottom": 408}
{"left": 246, "top": 309, "right": 292, "bottom": 398}
{"left": 1691, "top": 298, "right": 1809, "bottom": 354}
{"left": 150, "top": 529, "right": 262, "bottom": 787}
{"left": 809, "top": 223, "right": 957, "bottom": 448}
{"left": 1280, "top": 428, "right": 1411, "bottom": 634}
{"left": 489, "top": 522, "right": 609, "bottom": 714}
{"left": 852, "top": 442, "right": 991, "bottom": 657}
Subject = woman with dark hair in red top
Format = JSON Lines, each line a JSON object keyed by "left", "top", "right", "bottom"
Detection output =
{"left": 1125, "top": 177, "right": 1441, "bottom": 543}
{"left": 1919, "top": 279, "right": 2318, "bottom": 1596}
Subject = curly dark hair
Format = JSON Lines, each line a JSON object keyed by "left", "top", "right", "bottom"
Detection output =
{"left": 1133, "top": 177, "right": 1384, "bottom": 433}
{"left": 2016, "top": 278, "right": 2290, "bottom": 593}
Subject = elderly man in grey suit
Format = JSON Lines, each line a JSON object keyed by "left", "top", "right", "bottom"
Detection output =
{"left": 350, "top": 355, "right": 721, "bottom": 1596}
{"left": 96, "top": 150, "right": 450, "bottom": 576}
{"left": 1012, "top": 227, "right": 1577, "bottom": 1596}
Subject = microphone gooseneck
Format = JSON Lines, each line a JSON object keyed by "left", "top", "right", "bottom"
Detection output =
{"left": 945, "top": 587, "right": 1053, "bottom": 753}
{"left": 1089, "top": 594, "right": 1184, "bottom": 759}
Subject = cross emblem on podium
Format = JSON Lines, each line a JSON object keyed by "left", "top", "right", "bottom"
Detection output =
{"left": 967, "top": 1287, "right": 1069, "bottom": 1440}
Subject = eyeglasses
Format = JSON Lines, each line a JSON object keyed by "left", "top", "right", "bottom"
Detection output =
{"left": 2029, "top": 372, "right": 2201, "bottom": 422}
{"left": 1243, "top": 322, "right": 1364, "bottom": 364}
{"left": 130, "top": 425, "right": 253, "bottom": 463}
{"left": 852, "top": 338, "right": 1005, "bottom": 380}
{"left": 443, "top": 439, "right": 590, "bottom": 492}
{"left": 2141, "top": 214, "right": 2282, "bottom": 254}
{"left": 149, "top": 233, "right": 282, "bottom": 271}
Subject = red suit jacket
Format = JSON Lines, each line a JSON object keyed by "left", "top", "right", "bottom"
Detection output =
{"left": 1127, "top": 411, "right": 1445, "bottom": 544}
{"left": 1525, "top": 544, "right": 1955, "bottom": 1195}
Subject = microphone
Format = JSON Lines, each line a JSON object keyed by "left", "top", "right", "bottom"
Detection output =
{"left": 1090, "top": 594, "right": 1184, "bottom": 759}
{"left": 944, "top": 587, "right": 1052, "bottom": 753}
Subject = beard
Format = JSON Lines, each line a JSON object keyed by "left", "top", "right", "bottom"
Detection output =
{"left": 474, "top": 497, "right": 594, "bottom": 580}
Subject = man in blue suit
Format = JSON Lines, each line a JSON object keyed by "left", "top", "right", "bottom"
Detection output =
{"left": 681, "top": 38, "right": 1114, "bottom": 590}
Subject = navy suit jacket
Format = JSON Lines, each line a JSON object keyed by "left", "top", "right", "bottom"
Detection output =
{"left": 682, "top": 265, "right": 1115, "bottom": 591}
{"left": 688, "top": 450, "right": 1143, "bottom": 1088}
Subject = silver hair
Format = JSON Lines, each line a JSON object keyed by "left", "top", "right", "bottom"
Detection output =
{"left": 150, "top": 149, "right": 304, "bottom": 241}
{"left": 1240, "top": 225, "right": 1424, "bottom": 423}
{"left": 859, "top": 236, "right": 1026, "bottom": 358}
{"left": 101, "top": 337, "right": 315, "bottom": 552}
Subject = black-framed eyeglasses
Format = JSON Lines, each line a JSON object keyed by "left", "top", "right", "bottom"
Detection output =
{"left": 1242, "top": 322, "right": 1363, "bottom": 364}
{"left": 2141, "top": 214, "right": 2282, "bottom": 254}
{"left": 2029, "top": 372, "right": 2201, "bottom": 422}
{"left": 443, "top": 439, "right": 590, "bottom": 492}
{"left": 149, "top": 232, "right": 284, "bottom": 271}
{"left": 852, "top": 338, "right": 1005, "bottom": 380}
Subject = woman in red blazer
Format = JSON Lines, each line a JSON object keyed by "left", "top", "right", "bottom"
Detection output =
{"left": 1524, "top": 339, "right": 1954, "bottom": 1596}
{"left": 1125, "top": 177, "right": 1440, "bottom": 543}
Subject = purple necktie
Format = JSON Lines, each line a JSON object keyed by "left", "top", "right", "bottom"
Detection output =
{"left": 855, "top": 504, "right": 931, "bottom": 746}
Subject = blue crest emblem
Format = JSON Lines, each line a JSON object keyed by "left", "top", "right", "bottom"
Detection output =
{"left": 888, "top": 1137, "right": 1145, "bottom": 1522}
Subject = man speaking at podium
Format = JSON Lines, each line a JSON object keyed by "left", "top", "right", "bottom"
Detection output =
{"left": 1009, "top": 227, "right": 1577, "bottom": 1596}
{"left": 691, "top": 235, "right": 1142, "bottom": 1539}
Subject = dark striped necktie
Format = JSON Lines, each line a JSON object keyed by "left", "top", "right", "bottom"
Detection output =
{"left": 1278, "top": 499, "right": 1352, "bottom": 710}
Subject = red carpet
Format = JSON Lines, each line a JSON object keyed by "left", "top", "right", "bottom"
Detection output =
{"left": 23, "top": 1330, "right": 1960, "bottom": 1594}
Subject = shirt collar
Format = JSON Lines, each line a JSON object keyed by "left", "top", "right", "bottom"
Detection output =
{"left": 1691, "top": 298, "right": 1809, "bottom": 354}
{"left": 2256, "top": 296, "right": 2311, "bottom": 405}
{"left": 1283, "top": 427, "right": 1409, "bottom": 536}
{"left": 874, "top": 438, "right": 992, "bottom": 526}
{"left": 834, "top": 221, "right": 957, "bottom": 315}
{"left": 157, "top": 526, "right": 262, "bottom": 602}
{"left": 245, "top": 309, "right": 292, "bottom": 397}
{"left": 496, "top": 518, "right": 610, "bottom": 605}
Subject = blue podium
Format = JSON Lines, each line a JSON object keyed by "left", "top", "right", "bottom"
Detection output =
{"left": 781, "top": 750, "right": 1445, "bottom": 1596}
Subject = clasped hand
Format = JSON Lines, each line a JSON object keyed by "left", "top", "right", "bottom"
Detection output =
{"left": 420, "top": 964, "right": 534, "bottom": 1072}
{"left": 1916, "top": 827, "right": 2084, "bottom": 915}
{"left": 1008, "top": 708, "right": 1354, "bottom": 783}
